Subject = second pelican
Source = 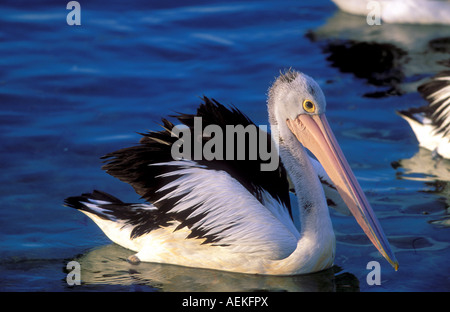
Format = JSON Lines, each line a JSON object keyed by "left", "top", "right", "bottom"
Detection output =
{"left": 398, "top": 71, "right": 450, "bottom": 159}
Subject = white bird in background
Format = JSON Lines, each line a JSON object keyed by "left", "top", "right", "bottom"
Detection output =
{"left": 398, "top": 71, "right": 450, "bottom": 159}
{"left": 331, "top": 0, "right": 450, "bottom": 25}
{"left": 65, "top": 70, "right": 398, "bottom": 275}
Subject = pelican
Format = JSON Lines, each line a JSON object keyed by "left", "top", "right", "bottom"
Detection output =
{"left": 65, "top": 70, "right": 398, "bottom": 275}
{"left": 397, "top": 71, "right": 450, "bottom": 159}
{"left": 331, "top": 0, "right": 450, "bottom": 25}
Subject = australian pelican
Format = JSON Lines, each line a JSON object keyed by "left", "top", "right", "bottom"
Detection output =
{"left": 65, "top": 70, "right": 398, "bottom": 275}
{"left": 398, "top": 71, "right": 450, "bottom": 159}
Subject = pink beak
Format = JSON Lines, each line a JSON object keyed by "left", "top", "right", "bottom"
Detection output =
{"left": 287, "top": 114, "right": 398, "bottom": 271}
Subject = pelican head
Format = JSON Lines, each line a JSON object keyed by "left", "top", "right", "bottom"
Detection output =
{"left": 268, "top": 69, "right": 399, "bottom": 271}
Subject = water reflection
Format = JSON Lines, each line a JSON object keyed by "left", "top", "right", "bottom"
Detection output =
{"left": 392, "top": 148, "right": 450, "bottom": 182}
{"left": 392, "top": 148, "right": 450, "bottom": 227}
{"left": 71, "top": 244, "right": 359, "bottom": 292}
{"left": 307, "top": 10, "right": 450, "bottom": 97}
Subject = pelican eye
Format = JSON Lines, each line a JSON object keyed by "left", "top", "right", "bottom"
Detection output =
{"left": 302, "top": 100, "right": 315, "bottom": 113}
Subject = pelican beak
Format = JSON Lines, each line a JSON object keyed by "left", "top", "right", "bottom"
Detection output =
{"left": 287, "top": 114, "right": 399, "bottom": 271}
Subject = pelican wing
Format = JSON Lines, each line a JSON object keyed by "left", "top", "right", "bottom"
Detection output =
{"left": 66, "top": 164, "right": 299, "bottom": 260}
{"left": 102, "top": 97, "right": 291, "bottom": 213}
{"left": 153, "top": 160, "right": 298, "bottom": 258}
{"left": 98, "top": 98, "right": 298, "bottom": 259}
{"left": 418, "top": 71, "right": 450, "bottom": 137}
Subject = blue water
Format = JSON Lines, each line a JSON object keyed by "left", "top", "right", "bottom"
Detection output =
{"left": 1, "top": 0, "right": 449, "bottom": 292}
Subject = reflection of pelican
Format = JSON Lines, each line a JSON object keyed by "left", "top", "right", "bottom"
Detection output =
{"left": 331, "top": 0, "right": 450, "bottom": 25}
{"left": 391, "top": 149, "right": 450, "bottom": 228}
{"left": 392, "top": 148, "right": 450, "bottom": 182}
{"left": 74, "top": 244, "right": 360, "bottom": 291}
{"left": 307, "top": 11, "right": 450, "bottom": 97}
{"left": 65, "top": 70, "right": 397, "bottom": 275}
{"left": 397, "top": 71, "right": 450, "bottom": 159}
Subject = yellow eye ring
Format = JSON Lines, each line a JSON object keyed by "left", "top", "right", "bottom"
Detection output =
{"left": 302, "top": 100, "right": 315, "bottom": 113}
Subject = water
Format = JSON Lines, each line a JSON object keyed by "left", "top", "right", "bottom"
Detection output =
{"left": 1, "top": 0, "right": 449, "bottom": 292}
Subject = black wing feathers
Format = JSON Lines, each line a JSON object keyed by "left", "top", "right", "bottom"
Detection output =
{"left": 417, "top": 71, "right": 450, "bottom": 136}
{"left": 64, "top": 190, "right": 174, "bottom": 238}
